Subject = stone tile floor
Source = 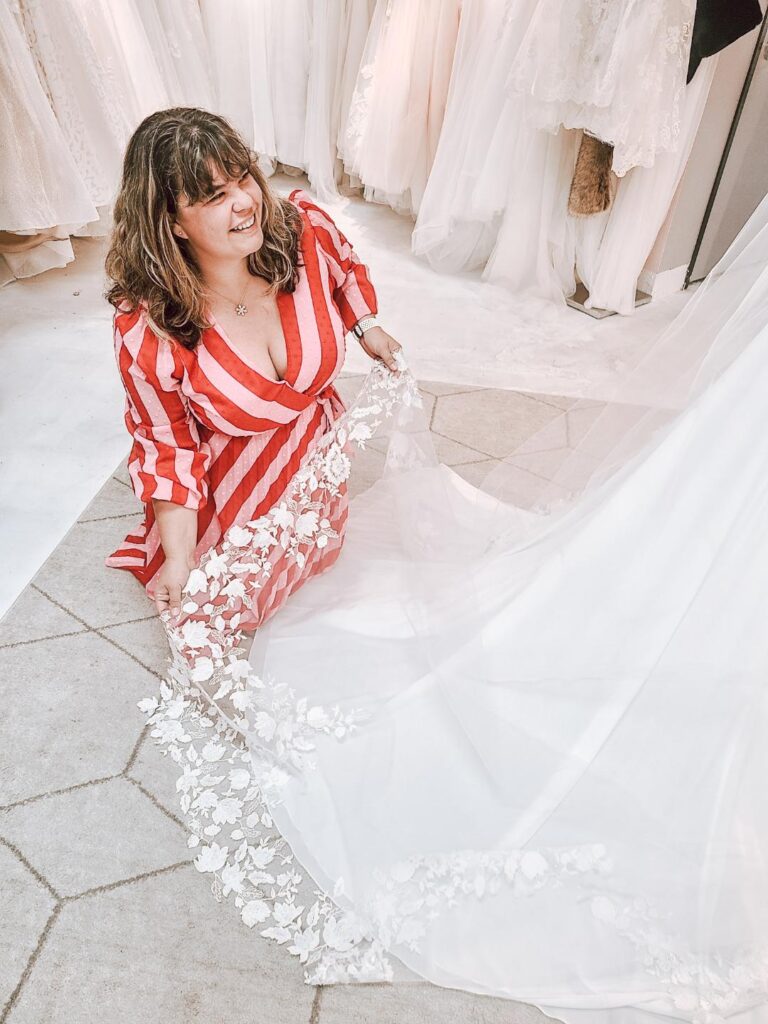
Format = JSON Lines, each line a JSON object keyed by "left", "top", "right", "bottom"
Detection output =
{"left": 0, "top": 375, "right": 580, "bottom": 1023}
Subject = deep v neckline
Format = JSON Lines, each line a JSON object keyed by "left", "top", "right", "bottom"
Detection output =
{"left": 208, "top": 289, "right": 297, "bottom": 387}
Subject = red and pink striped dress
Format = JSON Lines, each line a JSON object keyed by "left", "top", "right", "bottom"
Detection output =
{"left": 106, "top": 189, "right": 377, "bottom": 597}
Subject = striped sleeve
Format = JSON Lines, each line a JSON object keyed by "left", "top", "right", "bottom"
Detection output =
{"left": 291, "top": 189, "right": 378, "bottom": 332}
{"left": 114, "top": 312, "right": 210, "bottom": 510}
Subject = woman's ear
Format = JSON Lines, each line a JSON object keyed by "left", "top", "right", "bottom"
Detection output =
{"left": 171, "top": 216, "right": 188, "bottom": 239}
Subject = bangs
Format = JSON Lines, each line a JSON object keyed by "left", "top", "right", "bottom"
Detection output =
{"left": 168, "top": 126, "right": 253, "bottom": 208}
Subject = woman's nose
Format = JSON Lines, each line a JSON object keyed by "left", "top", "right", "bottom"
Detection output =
{"left": 233, "top": 186, "right": 255, "bottom": 211}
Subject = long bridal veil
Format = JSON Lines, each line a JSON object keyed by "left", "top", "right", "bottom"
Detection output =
{"left": 144, "top": 193, "right": 768, "bottom": 1024}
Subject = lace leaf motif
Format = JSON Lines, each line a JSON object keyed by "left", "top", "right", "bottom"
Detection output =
{"left": 140, "top": 355, "right": 418, "bottom": 982}
{"left": 138, "top": 356, "right": 766, "bottom": 1013}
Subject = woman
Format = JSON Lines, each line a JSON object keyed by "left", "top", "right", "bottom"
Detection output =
{"left": 104, "top": 106, "right": 401, "bottom": 617}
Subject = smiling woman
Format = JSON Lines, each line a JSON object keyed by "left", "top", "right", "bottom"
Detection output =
{"left": 103, "top": 107, "right": 402, "bottom": 616}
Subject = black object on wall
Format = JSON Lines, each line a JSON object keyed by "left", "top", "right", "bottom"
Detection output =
{"left": 687, "top": 0, "right": 763, "bottom": 82}
{"left": 686, "top": 6, "right": 768, "bottom": 285}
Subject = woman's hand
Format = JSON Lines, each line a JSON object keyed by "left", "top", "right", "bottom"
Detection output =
{"left": 357, "top": 325, "right": 402, "bottom": 372}
{"left": 152, "top": 555, "right": 194, "bottom": 619}
{"left": 150, "top": 499, "right": 199, "bottom": 620}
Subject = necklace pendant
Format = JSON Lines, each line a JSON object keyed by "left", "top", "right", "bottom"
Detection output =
{"left": 235, "top": 303, "right": 248, "bottom": 317}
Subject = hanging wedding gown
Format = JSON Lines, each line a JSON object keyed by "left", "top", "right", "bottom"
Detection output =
{"left": 413, "top": 0, "right": 578, "bottom": 299}
{"left": 341, "top": 0, "right": 461, "bottom": 215}
{"left": 141, "top": 184, "right": 768, "bottom": 1024}
{"left": 0, "top": 0, "right": 97, "bottom": 284}
{"left": 133, "top": 0, "right": 215, "bottom": 109}
{"left": 411, "top": 0, "right": 511, "bottom": 270}
{"left": 15, "top": 0, "right": 131, "bottom": 214}
{"left": 509, "top": 0, "right": 697, "bottom": 177}
{"left": 333, "top": 0, "right": 376, "bottom": 192}
{"left": 78, "top": 0, "right": 169, "bottom": 131}
{"left": 200, "top": 0, "right": 311, "bottom": 175}
{"left": 574, "top": 57, "right": 717, "bottom": 316}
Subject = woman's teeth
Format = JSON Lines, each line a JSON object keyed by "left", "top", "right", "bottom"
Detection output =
{"left": 232, "top": 214, "right": 256, "bottom": 232}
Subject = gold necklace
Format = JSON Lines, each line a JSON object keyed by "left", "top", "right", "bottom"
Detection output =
{"left": 206, "top": 279, "right": 251, "bottom": 317}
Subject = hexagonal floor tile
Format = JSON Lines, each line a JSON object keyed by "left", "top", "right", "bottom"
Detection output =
{"left": 0, "top": 588, "right": 85, "bottom": 649}
{"left": 32, "top": 517, "right": 152, "bottom": 629}
{"left": 102, "top": 615, "right": 170, "bottom": 681}
{"left": 112, "top": 459, "right": 131, "bottom": 488}
{"left": 349, "top": 445, "right": 387, "bottom": 500}
{"left": 432, "top": 391, "right": 563, "bottom": 460}
{"left": 126, "top": 732, "right": 182, "bottom": 826}
{"left": 77, "top": 477, "right": 142, "bottom": 523}
{"left": 7, "top": 866, "right": 315, "bottom": 1024}
{"left": 0, "top": 631, "right": 154, "bottom": 806}
{"left": 332, "top": 374, "right": 366, "bottom": 407}
{"left": 0, "top": 842, "right": 56, "bottom": 1011}
{"left": 0, "top": 777, "right": 188, "bottom": 898}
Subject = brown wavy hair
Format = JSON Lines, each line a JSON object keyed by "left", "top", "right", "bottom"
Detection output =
{"left": 105, "top": 107, "right": 303, "bottom": 350}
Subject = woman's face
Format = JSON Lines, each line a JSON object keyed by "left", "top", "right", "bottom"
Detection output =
{"left": 172, "top": 166, "right": 264, "bottom": 263}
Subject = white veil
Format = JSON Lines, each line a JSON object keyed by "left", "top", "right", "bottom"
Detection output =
{"left": 142, "top": 193, "right": 768, "bottom": 1024}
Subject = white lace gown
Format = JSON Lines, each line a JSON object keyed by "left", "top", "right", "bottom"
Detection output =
{"left": 13, "top": 0, "right": 130, "bottom": 211}
{"left": 247, "top": 212, "right": 768, "bottom": 1024}
{"left": 509, "top": 0, "right": 697, "bottom": 177}
{"left": 144, "top": 195, "right": 768, "bottom": 1024}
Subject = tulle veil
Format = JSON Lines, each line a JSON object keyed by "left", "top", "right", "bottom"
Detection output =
{"left": 141, "top": 192, "right": 768, "bottom": 1024}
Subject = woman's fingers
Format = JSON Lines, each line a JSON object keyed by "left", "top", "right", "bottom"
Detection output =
{"left": 154, "top": 589, "right": 169, "bottom": 617}
{"left": 168, "top": 583, "right": 183, "bottom": 618}
{"left": 386, "top": 340, "right": 402, "bottom": 373}
{"left": 379, "top": 339, "right": 401, "bottom": 372}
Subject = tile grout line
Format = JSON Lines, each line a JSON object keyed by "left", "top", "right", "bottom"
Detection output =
{"left": 0, "top": 774, "right": 120, "bottom": 815}
{"left": 429, "top": 427, "right": 498, "bottom": 462}
{"left": 428, "top": 392, "right": 439, "bottom": 431}
{"left": 77, "top": 511, "right": 141, "bottom": 524}
{"left": 123, "top": 776, "right": 188, "bottom": 834}
{"left": 94, "top": 626, "right": 167, "bottom": 681}
{"left": 0, "top": 903, "right": 62, "bottom": 1024}
{"left": 31, "top": 582, "right": 158, "bottom": 633}
{"left": 309, "top": 985, "right": 323, "bottom": 1024}
{"left": 0, "top": 836, "right": 61, "bottom": 901}
{"left": 68, "top": 858, "right": 191, "bottom": 902}
{"left": 123, "top": 723, "right": 149, "bottom": 774}
{"left": 30, "top": 584, "right": 95, "bottom": 632}
{"left": 0, "top": 626, "right": 89, "bottom": 651}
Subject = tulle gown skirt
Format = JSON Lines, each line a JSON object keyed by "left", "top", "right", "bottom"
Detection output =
{"left": 243, "top": 318, "right": 768, "bottom": 1023}
{"left": 143, "top": 204, "right": 768, "bottom": 1023}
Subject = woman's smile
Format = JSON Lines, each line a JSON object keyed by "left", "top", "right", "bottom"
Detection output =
{"left": 231, "top": 212, "right": 257, "bottom": 233}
